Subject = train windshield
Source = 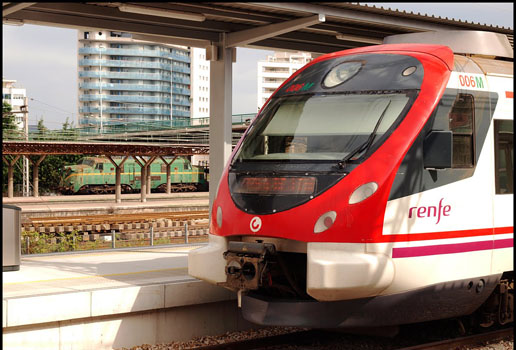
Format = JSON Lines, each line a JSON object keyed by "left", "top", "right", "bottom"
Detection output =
{"left": 234, "top": 92, "right": 411, "bottom": 162}
{"left": 79, "top": 158, "right": 95, "bottom": 167}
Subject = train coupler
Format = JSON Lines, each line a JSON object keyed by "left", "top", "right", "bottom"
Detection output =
{"left": 220, "top": 241, "right": 276, "bottom": 294}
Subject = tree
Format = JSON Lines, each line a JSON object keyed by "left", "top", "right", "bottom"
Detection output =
{"left": 35, "top": 118, "right": 49, "bottom": 140}
{"left": 62, "top": 117, "right": 73, "bottom": 130}
{"left": 37, "top": 154, "right": 82, "bottom": 193}
{"left": 2, "top": 101, "right": 17, "bottom": 130}
{"left": 3, "top": 101, "right": 20, "bottom": 140}
{"left": 61, "top": 117, "right": 79, "bottom": 140}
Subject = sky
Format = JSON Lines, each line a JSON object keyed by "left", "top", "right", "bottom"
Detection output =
{"left": 2, "top": 3, "right": 513, "bottom": 129}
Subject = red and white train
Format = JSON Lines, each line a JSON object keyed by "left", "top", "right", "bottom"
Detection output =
{"left": 189, "top": 30, "right": 513, "bottom": 328}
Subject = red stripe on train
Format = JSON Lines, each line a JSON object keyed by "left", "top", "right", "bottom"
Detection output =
{"left": 380, "top": 226, "right": 513, "bottom": 243}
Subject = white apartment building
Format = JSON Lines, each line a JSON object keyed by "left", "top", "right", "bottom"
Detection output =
{"left": 190, "top": 47, "right": 210, "bottom": 124}
{"left": 257, "top": 51, "right": 312, "bottom": 111}
{"left": 77, "top": 29, "right": 192, "bottom": 129}
{"left": 2, "top": 78, "right": 27, "bottom": 129}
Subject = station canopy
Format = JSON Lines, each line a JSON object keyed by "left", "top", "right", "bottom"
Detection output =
{"left": 2, "top": 3, "right": 513, "bottom": 53}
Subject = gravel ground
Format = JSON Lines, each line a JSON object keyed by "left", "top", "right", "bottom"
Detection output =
{"left": 116, "top": 323, "right": 513, "bottom": 350}
{"left": 466, "top": 339, "right": 514, "bottom": 350}
{"left": 115, "top": 326, "right": 305, "bottom": 350}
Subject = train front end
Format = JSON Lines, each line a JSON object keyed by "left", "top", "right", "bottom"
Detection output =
{"left": 190, "top": 43, "right": 458, "bottom": 327}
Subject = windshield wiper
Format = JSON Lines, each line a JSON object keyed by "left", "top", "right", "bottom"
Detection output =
{"left": 337, "top": 100, "right": 391, "bottom": 169}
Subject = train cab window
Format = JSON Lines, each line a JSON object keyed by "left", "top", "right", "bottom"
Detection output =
{"left": 161, "top": 164, "right": 167, "bottom": 173}
{"left": 494, "top": 120, "right": 514, "bottom": 194}
{"left": 449, "top": 94, "right": 475, "bottom": 168}
{"left": 184, "top": 162, "right": 191, "bottom": 170}
{"left": 95, "top": 163, "right": 104, "bottom": 171}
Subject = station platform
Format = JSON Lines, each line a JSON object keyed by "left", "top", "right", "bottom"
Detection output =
{"left": 2, "top": 244, "right": 247, "bottom": 350}
{"left": 3, "top": 192, "right": 209, "bottom": 218}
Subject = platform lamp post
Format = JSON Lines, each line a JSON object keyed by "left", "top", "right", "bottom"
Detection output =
{"left": 99, "top": 44, "right": 104, "bottom": 134}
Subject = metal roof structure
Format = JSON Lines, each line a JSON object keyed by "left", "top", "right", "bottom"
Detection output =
{"left": 2, "top": 141, "right": 209, "bottom": 156}
{"left": 2, "top": 3, "right": 513, "bottom": 53}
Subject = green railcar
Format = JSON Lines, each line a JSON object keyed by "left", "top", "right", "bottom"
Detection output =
{"left": 59, "top": 156, "right": 208, "bottom": 194}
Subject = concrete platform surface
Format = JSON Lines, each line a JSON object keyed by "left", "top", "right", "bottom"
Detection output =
{"left": 2, "top": 245, "right": 235, "bottom": 328}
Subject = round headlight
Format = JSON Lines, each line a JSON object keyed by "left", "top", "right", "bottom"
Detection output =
{"left": 349, "top": 182, "right": 378, "bottom": 204}
{"left": 323, "top": 61, "right": 362, "bottom": 88}
{"left": 216, "top": 206, "right": 223, "bottom": 228}
{"left": 314, "top": 211, "right": 337, "bottom": 234}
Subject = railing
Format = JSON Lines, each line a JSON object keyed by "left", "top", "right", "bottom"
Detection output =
{"left": 2, "top": 114, "right": 256, "bottom": 143}
{"left": 79, "top": 83, "right": 172, "bottom": 93}
{"left": 79, "top": 107, "right": 172, "bottom": 115}
{"left": 171, "top": 76, "right": 191, "bottom": 84}
{"left": 171, "top": 66, "right": 191, "bottom": 74}
{"left": 79, "top": 94, "right": 174, "bottom": 104}
{"left": 79, "top": 71, "right": 173, "bottom": 82}
{"left": 78, "top": 59, "right": 173, "bottom": 71}
{"left": 78, "top": 47, "right": 190, "bottom": 63}
{"left": 172, "top": 87, "right": 191, "bottom": 95}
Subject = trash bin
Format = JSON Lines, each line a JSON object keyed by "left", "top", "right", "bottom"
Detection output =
{"left": 3, "top": 204, "right": 21, "bottom": 271}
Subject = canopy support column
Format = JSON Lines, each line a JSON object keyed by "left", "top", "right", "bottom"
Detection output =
{"left": 160, "top": 156, "right": 178, "bottom": 194}
{"left": 28, "top": 155, "right": 46, "bottom": 198}
{"left": 208, "top": 35, "right": 234, "bottom": 212}
{"left": 3, "top": 155, "right": 21, "bottom": 198}
{"left": 133, "top": 156, "right": 156, "bottom": 202}
{"left": 106, "top": 155, "right": 129, "bottom": 203}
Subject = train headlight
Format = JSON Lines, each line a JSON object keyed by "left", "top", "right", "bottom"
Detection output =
{"left": 314, "top": 211, "right": 337, "bottom": 234}
{"left": 323, "top": 61, "right": 362, "bottom": 88}
{"left": 349, "top": 182, "right": 378, "bottom": 204}
{"left": 216, "top": 206, "right": 223, "bottom": 228}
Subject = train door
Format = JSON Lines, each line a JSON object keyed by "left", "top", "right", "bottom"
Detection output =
{"left": 184, "top": 158, "right": 192, "bottom": 183}
{"left": 95, "top": 161, "right": 106, "bottom": 186}
{"left": 150, "top": 161, "right": 161, "bottom": 190}
{"left": 125, "top": 162, "right": 136, "bottom": 190}
{"left": 489, "top": 74, "right": 514, "bottom": 275}
{"left": 172, "top": 158, "right": 181, "bottom": 184}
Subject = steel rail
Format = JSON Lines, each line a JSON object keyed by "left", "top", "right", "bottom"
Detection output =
{"left": 25, "top": 210, "right": 209, "bottom": 227}
{"left": 188, "top": 329, "right": 320, "bottom": 350}
{"left": 396, "top": 327, "right": 513, "bottom": 350}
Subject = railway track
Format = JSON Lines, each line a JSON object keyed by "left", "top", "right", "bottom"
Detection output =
{"left": 397, "top": 327, "right": 513, "bottom": 350}
{"left": 182, "top": 326, "right": 513, "bottom": 350}
{"left": 22, "top": 210, "right": 210, "bottom": 241}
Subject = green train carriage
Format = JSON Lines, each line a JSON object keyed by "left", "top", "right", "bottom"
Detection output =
{"left": 59, "top": 156, "right": 208, "bottom": 194}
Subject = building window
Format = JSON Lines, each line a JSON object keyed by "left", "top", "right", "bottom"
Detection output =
{"left": 494, "top": 119, "right": 513, "bottom": 194}
{"left": 84, "top": 32, "right": 89, "bottom": 39}
{"left": 449, "top": 94, "right": 475, "bottom": 168}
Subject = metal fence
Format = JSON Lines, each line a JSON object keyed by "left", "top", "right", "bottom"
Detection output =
{"left": 2, "top": 113, "right": 256, "bottom": 144}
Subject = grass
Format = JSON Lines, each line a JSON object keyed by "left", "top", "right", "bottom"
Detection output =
{"left": 21, "top": 230, "right": 208, "bottom": 255}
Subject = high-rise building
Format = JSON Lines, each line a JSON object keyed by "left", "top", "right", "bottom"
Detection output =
{"left": 2, "top": 78, "right": 27, "bottom": 129}
{"left": 257, "top": 51, "right": 312, "bottom": 111}
{"left": 190, "top": 47, "right": 210, "bottom": 125}
{"left": 77, "top": 30, "right": 192, "bottom": 129}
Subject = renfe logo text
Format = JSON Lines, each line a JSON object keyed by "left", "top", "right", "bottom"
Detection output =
{"left": 409, "top": 198, "right": 451, "bottom": 224}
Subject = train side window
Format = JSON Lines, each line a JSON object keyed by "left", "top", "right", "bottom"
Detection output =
{"left": 449, "top": 94, "right": 475, "bottom": 168}
{"left": 494, "top": 120, "right": 514, "bottom": 194}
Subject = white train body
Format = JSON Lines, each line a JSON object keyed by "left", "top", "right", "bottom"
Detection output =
{"left": 189, "top": 31, "right": 513, "bottom": 328}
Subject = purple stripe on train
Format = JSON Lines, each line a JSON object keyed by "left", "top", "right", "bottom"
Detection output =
{"left": 392, "top": 238, "right": 513, "bottom": 258}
